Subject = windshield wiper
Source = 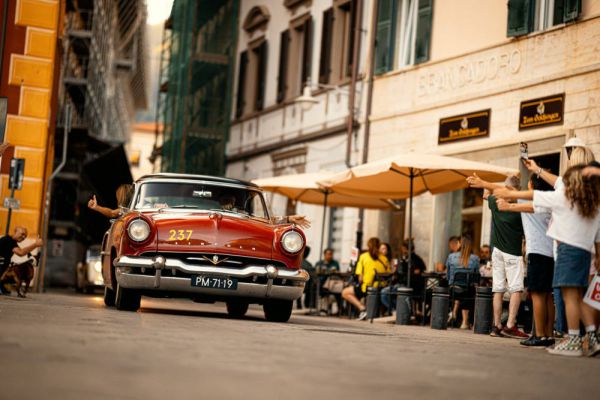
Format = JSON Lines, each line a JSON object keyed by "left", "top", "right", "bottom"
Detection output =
{"left": 169, "top": 205, "right": 201, "bottom": 209}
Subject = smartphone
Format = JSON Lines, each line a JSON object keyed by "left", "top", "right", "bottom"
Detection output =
{"left": 520, "top": 142, "right": 528, "bottom": 160}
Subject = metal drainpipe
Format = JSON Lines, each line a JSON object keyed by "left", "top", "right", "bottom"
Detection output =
{"left": 356, "top": 0, "right": 379, "bottom": 249}
{"left": 345, "top": 0, "right": 363, "bottom": 168}
{"left": 38, "top": 105, "right": 71, "bottom": 292}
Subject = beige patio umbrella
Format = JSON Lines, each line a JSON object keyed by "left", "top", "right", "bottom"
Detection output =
{"left": 253, "top": 172, "right": 397, "bottom": 209}
{"left": 319, "top": 153, "right": 518, "bottom": 286}
{"left": 254, "top": 172, "right": 399, "bottom": 312}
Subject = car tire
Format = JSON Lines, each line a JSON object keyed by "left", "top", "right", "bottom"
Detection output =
{"left": 263, "top": 300, "right": 293, "bottom": 322}
{"left": 115, "top": 284, "right": 141, "bottom": 312}
{"left": 226, "top": 302, "right": 249, "bottom": 318}
{"left": 104, "top": 286, "right": 116, "bottom": 307}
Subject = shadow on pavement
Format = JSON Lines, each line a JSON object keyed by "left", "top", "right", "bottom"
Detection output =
{"left": 139, "top": 306, "right": 264, "bottom": 322}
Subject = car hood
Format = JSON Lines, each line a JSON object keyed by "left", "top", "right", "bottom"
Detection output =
{"left": 148, "top": 211, "right": 274, "bottom": 259}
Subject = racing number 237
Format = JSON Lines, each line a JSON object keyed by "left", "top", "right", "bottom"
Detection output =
{"left": 168, "top": 229, "right": 192, "bottom": 241}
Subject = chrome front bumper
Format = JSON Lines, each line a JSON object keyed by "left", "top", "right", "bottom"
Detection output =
{"left": 114, "top": 255, "right": 309, "bottom": 301}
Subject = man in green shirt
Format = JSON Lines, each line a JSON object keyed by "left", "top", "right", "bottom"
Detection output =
{"left": 468, "top": 174, "right": 527, "bottom": 339}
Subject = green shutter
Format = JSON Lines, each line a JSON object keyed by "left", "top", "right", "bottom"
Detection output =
{"left": 277, "top": 30, "right": 290, "bottom": 103}
{"left": 255, "top": 41, "right": 268, "bottom": 111}
{"left": 374, "top": 0, "right": 397, "bottom": 75}
{"left": 553, "top": 0, "right": 565, "bottom": 26}
{"left": 301, "top": 18, "right": 313, "bottom": 87}
{"left": 507, "top": 0, "right": 534, "bottom": 37}
{"left": 563, "top": 0, "right": 581, "bottom": 22}
{"left": 414, "top": 0, "right": 433, "bottom": 65}
{"left": 319, "top": 9, "right": 333, "bottom": 84}
{"left": 235, "top": 51, "right": 247, "bottom": 119}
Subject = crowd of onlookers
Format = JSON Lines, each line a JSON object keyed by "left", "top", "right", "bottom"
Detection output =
{"left": 299, "top": 139, "right": 599, "bottom": 358}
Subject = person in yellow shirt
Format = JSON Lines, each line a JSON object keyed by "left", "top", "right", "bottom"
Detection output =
{"left": 342, "top": 237, "right": 390, "bottom": 320}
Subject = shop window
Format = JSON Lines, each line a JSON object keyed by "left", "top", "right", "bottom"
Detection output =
{"left": 507, "top": 0, "right": 581, "bottom": 37}
{"left": 375, "top": 0, "right": 433, "bottom": 74}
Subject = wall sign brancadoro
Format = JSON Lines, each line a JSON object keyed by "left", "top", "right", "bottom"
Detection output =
{"left": 438, "top": 109, "right": 491, "bottom": 144}
{"left": 519, "top": 94, "right": 564, "bottom": 130}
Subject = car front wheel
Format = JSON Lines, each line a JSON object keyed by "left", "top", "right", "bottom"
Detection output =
{"left": 115, "top": 284, "right": 141, "bottom": 311}
{"left": 103, "top": 286, "right": 115, "bottom": 307}
{"left": 226, "top": 302, "right": 249, "bottom": 318}
{"left": 263, "top": 300, "right": 293, "bottom": 322}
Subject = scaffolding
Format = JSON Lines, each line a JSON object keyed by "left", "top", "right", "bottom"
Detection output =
{"left": 157, "top": 0, "right": 239, "bottom": 176}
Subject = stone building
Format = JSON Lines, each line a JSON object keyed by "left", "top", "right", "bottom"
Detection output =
{"left": 225, "top": 0, "right": 376, "bottom": 267}
{"left": 364, "top": 0, "right": 600, "bottom": 267}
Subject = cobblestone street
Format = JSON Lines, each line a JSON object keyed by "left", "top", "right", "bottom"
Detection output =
{"left": 0, "top": 292, "right": 598, "bottom": 400}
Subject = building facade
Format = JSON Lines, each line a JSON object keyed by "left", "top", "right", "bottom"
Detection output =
{"left": 0, "top": 0, "right": 61, "bottom": 237}
{"left": 365, "top": 0, "right": 600, "bottom": 267}
{"left": 46, "top": 0, "right": 148, "bottom": 286}
{"left": 225, "top": 0, "right": 380, "bottom": 267}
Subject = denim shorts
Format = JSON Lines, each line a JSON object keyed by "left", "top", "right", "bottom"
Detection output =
{"left": 553, "top": 243, "right": 591, "bottom": 288}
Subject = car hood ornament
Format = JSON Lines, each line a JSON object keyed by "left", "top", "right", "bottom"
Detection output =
{"left": 201, "top": 255, "right": 229, "bottom": 265}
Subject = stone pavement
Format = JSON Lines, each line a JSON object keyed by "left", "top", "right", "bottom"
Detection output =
{"left": 0, "top": 291, "right": 598, "bottom": 400}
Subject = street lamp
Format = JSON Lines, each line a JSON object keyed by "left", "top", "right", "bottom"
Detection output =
{"left": 295, "top": 78, "right": 351, "bottom": 112}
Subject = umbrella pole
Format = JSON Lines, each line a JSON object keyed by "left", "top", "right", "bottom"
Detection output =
{"left": 314, "top": 191, "right": 329, "bottom": 314}
{"left": 407, "top": 169, "right": 414, "bottom": 289}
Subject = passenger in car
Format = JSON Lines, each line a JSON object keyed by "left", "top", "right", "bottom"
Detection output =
{"left": 88, "top": 184, "right": 133, "bottom": 218}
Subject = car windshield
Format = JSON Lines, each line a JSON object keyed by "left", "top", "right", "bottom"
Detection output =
{"left": 133, "top": 182, "right": 269, "bottom": 219}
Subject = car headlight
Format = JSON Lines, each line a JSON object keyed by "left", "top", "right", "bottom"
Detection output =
{"left": 93, "top": 260, "right": 102, "bottom": 273}
{"left": 281, "top": 231, "right": 304, "bottom": 254}
{"left": 128, "top": 219, "right": 150, "bottom": 242}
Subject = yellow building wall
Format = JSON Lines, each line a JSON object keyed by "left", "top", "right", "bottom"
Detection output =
{"left": 0, "top": 0, "right": 59, "bottom": 237}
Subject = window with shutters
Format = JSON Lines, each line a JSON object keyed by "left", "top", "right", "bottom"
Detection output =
{"left": 397, "top": 0, "right": 432, "bottom": 67}
{"left": 235, "top": 38, "right": 268, "bottom": 118}
{"left": 320, "top": 1, "right": 359, "bottom": 84}
{"left": 375, "top": 0, "right": 433, "bottom": 74}
{"left": 507, "top": 0, "right": 581, "bottom": 37}
{"left": 286, "top": 13, "right": 313, "bottom": 100}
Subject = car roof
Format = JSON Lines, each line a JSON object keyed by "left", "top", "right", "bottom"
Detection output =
{"left": 136, "top": 173, "right": 258, "bottom": 188}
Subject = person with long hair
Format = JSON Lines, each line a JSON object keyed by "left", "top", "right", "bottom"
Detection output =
{"left": 495, "top": 165, "right": 600, "bottom": 356}
{"left": 445, "top": 235, "right": 479, "bottom": 329}
{"left": 342, "top": 237, "right": 390, "bottom": 320}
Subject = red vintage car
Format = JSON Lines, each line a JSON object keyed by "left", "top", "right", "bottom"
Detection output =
{"left": 100, "top": 173, "right": 309, "bottom": 322}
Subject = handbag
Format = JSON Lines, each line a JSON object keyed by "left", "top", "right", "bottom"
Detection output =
{"left": 583, "top": 273, "right": 600, "bottom": 311}
{"left": 322, "top": 277, "right": 344, "bottom": 294}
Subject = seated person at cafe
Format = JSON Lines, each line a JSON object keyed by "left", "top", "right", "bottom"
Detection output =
{"left": 380, "top": 239, "right": 426, "bottom": 314}
{"left": 297, "top": 246, "right": 315, "bottom": 309}
{"left": 435, "top": 236, "right": 461, "bottom": 272}
{"left": 446, "top": 235, "right": 480, "bottom": 329}
{"left": 341, "top": 237, "right": 390, "bottom": 321}
{"left": 316, "top": 248, "right": 341, "bottom": 313}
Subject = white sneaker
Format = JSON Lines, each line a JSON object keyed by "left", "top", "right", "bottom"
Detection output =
{"left": 547, "top": 335, "right": 583, "bottom": 357}
{"left": 357, "top": 310, "right": 368, "bottom": 321}
{"left": 586, "top": 332, "right": 600, "bottom": 357}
